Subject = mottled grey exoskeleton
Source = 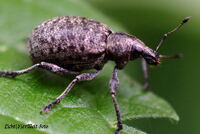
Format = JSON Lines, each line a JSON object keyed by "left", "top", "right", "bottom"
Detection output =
{"left": 0, "top": 16, "right": 191, "bottom": 134}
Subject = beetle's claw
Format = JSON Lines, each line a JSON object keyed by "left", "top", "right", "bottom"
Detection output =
{"left": 40, "top": 105, "right": 51, "bottom": 114}
{"left": 40, "top": 102, "right": 54, "bottom": 114}
{"left": 114, "top": 130, "right": 121, "bottom": 134}
{"left": 182, "top": 16, "right": 192, "bottom": 23}
{"left": 40, "top": 99, "right": 60, "bottom": 114}
{"left": 143, "top": 82, "right": 150, "bottom": 90}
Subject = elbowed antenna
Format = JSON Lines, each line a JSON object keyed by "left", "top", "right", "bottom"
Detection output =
{"left": 159, "top": 53, "right": 183, "bottom": 59}
{"left": 155, "top": 16, "right": 192, "bottom": 52}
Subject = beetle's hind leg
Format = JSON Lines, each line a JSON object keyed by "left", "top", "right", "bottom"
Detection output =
{"left": 0, "top": 62, "right": 79, "bottom": 77}
{"left": 40, "top": 70, "right": 101, "bottom": 113}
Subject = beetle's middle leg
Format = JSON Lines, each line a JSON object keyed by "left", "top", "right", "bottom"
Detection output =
{"left": 40, "top": 70, "right": 102, "bottom": 113}
{"left": 109, "top": 66, "right": 123, "bottom": 134}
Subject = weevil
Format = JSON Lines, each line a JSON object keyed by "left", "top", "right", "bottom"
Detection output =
{"left": 0, "top": 16, "right": 191, "bottom": 134}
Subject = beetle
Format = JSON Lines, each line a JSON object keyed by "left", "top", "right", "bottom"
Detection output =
{"left": 0, "top": 16, "right": 191, "bottom": 134}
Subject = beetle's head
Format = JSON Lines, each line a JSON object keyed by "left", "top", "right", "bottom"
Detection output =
{"left": 141, "top": 46, "right": 183, "bottom": 65}
{"left": 130, "top": 37, "right": 160, "bottom": 66}
{"left": 107, "top": 16, "right": 190, "bottom": 68}
{"left": 107, "top": 32, "right": 161, "bottom": 68}
{"left": 142, "top": 49, "right": 160, "bottom": 66}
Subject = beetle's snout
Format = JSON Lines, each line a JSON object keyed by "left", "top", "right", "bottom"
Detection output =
{"left": 145, "top": 56, "right": 160, "bottom": 65}
{"left": 142, "top": 49, "right": 160, "bottom": 65}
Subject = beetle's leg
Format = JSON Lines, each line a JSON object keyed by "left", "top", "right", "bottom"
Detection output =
{"left": 109, "top": 66, "right": 123, "bottom": 134}
{"left": 141, "top": 58, "right": 149, "bottom": 89}
{"left": 40, "top": 70, "right": 101, "bottom": 113}
{"left": 0, "top": 62, "right": 79, "bottom": 77}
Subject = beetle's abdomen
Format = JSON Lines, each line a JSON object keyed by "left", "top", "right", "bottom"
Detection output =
{"left": 28, "top": 16, "right": 112, "bottom": 71}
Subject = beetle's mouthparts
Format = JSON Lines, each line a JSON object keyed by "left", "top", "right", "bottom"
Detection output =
{"left": 156, "top": 59, "right": 161, "bottom": 64}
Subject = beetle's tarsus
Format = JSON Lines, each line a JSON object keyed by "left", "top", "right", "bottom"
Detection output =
{"left": 182, "top": 16, "right": 192, "bottom": 23}
{"left": 40, "top": 106, "right": 50, "bottom": 114}
{"left": 40, "top": 99, "right": 60, "bottom": 113}
{"left": 143, "top": 82, "right": 150, "bottom": 90}
{"left": 115, "top": 123, "right": 123, "bottom": 134}
{"left": 40, "top": 103, "right": 53, "bottom": 113}
{"left": 115, "top": 130, "right": 121, "bottom": 134}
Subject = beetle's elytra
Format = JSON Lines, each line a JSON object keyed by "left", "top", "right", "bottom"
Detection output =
{"left": 0, "top": 16, "right": 191, "bottom": 134}
{"left": 29, "top": 16, "right": 112, "bottom": 71}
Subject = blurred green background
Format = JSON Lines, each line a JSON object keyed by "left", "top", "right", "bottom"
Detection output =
{"left": 0, "top": 0, "right": 199, "bottom": 134}
{"left": 87, "top": 0, "right": 200, "bottom": 134}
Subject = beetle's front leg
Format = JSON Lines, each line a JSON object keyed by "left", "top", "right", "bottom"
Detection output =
{"left": 109, "top": 66, "right": 123, "bottom": 134}
{"left": 141, "top": 58, "right": 149, "bottom": 89}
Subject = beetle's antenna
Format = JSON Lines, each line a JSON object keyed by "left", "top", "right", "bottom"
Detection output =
{"left": 159, "top": 53, "right": 183, "bottom": 59}
{"left": 155, "top": 16, "right": 192, "bottom": 52}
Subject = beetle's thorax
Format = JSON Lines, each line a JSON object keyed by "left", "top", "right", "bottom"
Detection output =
{"left": 106, "top": 32, "right": 159, "bottom": 69}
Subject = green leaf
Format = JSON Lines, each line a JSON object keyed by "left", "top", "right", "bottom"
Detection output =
{"left": 0, "top": 0, "right": 179, "bottom": 134}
